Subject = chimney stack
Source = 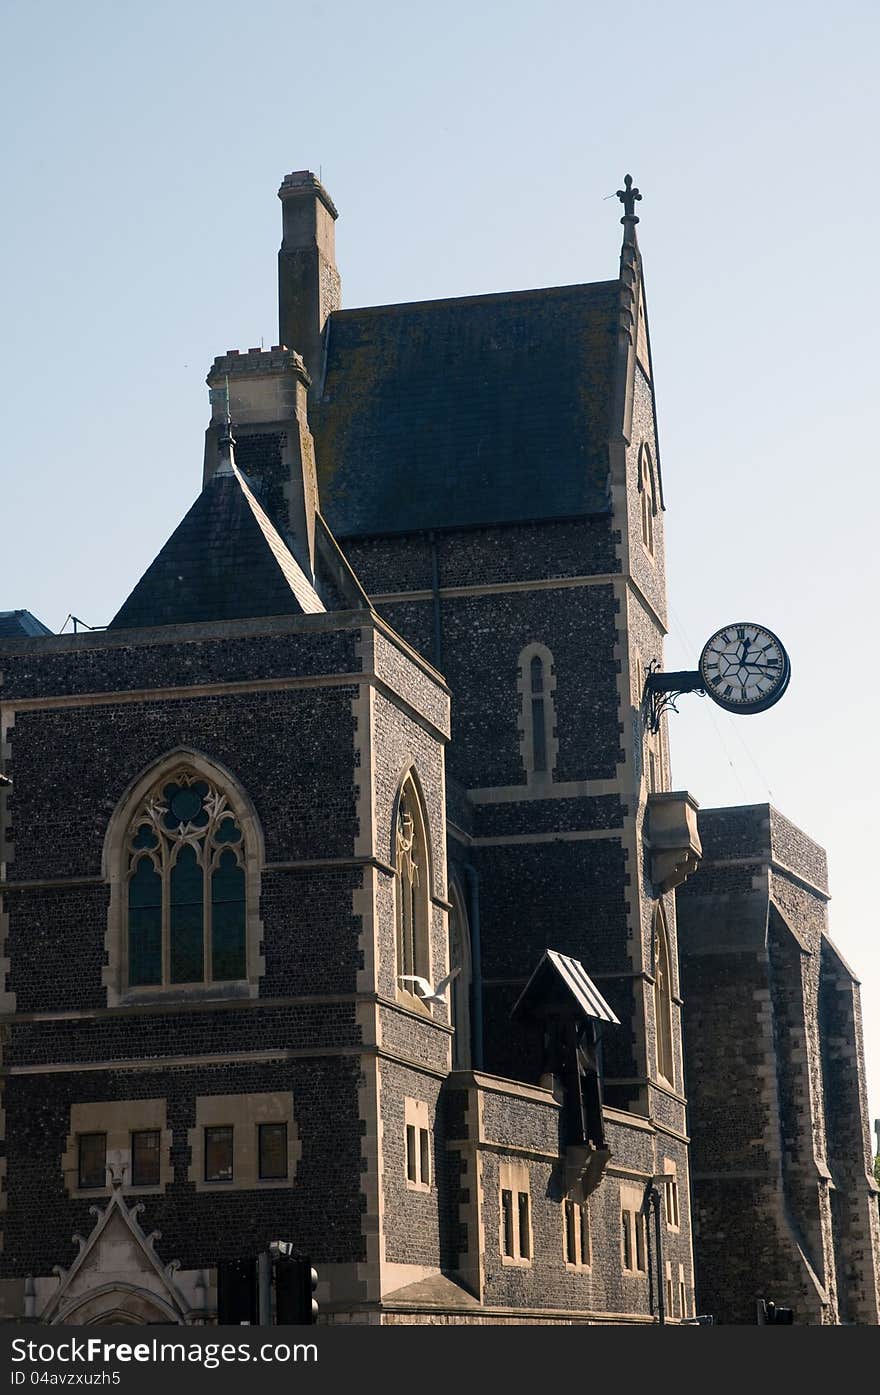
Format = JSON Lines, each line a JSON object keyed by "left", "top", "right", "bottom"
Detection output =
{"left": 278, "top": 171, "right": 340, "bottom": 398}
{"left": 204, "top": 347, "right": 319, "bottom": 579}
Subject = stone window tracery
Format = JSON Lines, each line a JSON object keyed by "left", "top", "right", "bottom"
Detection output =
{"left": 125, "top": 766, "right": 247, "bottom": 988}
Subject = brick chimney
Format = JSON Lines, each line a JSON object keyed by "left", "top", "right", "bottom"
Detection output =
{"left": 277, "top": 171, "right": 340, "bottom": 398}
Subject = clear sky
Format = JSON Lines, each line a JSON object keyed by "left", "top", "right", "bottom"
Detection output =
{"left": 2, "top": 0, "right": 879, "bottom": 1131}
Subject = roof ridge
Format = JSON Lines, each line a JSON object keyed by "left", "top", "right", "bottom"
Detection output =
{"left": 328, "top": 279, "right": 619, "bottom": 320}
{"left": 231, "top": 464, "right": 324, "bottom": 615}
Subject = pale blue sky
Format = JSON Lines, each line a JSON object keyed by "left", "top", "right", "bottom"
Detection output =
{"left": 2, "top": 0, "right": 879, "bottom": 1126}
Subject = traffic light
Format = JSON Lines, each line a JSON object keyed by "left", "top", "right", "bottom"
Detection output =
{"left": 271, "top": 1243, "right": 319, "bottom": 1324}
{"left": 217, "top": 1258, "right": 258, "bottom": 1325}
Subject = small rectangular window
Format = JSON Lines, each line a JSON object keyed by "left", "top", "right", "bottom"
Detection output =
{"left": 517, "top": 1192, "right": 531, "bottom": 1260}
{"left": 204, "top": 1125, "right": 233, "bottom": 1183}
{"left": 666, "top": 1263, "right": 675, "bottom": 1316}
{"left": 665, "top": 1176, "right": 680, "bottom": 1229}
{"left": 418, "top": 1127, "right": 430, "bottom": 1186}
{"left": 258, "top": 1123, "right": 288, "bottom": 1180}
{"left": 131, "top": 1129, "right": 160, "bottom": 1187}
{"left": 405, "top": 1124, "right": 417, "bottom": 1183}
{"left": 679, "top": 1266, "right": 687, "bottom": 1319}
{"left": 78, "top": 1133, "right": 106, "bottom": 1190}
{"left": 501, "top": 1189, "right": 514, "bottom": 1257}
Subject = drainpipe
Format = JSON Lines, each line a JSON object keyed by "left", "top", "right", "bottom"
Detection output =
{"left": 463, "top": 863, "right": 483, "bottom": 1070}
{"left": 646, "top": 1181, "right": 666, "bottom": 1325}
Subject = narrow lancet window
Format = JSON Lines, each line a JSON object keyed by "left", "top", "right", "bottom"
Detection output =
{"left": 395, "top": 775, "right": 431, "bottom": 990}
{"left": 531, "top": 657, "right": 547, "bottom": 772}
{"left": 518, "top": 644, "right": 556, "bottom": 784}
{"left": 654, "top": 905, "right": 675, "bottom": 1086}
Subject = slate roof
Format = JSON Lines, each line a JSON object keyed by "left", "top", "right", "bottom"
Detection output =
{"left": 313, "top": 280, "right": 620, "bottom": 538}
{"left": 108, "top": 463, "right": 325, "bottom": 630}
{"left": 0, "top": 610, "right": 52, "bottom": 637}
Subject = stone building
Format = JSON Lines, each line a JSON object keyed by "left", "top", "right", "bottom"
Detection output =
{"left": 678, "top": 806, "right": 880, "bottom": 1325}
{"left": 0, "top": 172, "right": 877, "bottom": 1325}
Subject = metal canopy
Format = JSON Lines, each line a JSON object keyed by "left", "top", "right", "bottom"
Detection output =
{"left": 511, "top": 949, "right": 620, "bottom": 1026}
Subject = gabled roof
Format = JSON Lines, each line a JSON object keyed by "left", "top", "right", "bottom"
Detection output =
{"left": 0, "top": 609, "right": 52, "bottom": 637}
{"left": 313, "top": 280, "right": 619, "bottom": 538}
{"left": 108, "top": 462, "right": 326, "bottom": 630}
{"left": 512, "top": 949, "right": 620, "bottom": 1025}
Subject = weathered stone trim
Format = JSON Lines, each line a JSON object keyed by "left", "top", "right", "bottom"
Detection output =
{"left": 603, "top": 1075, "right": 687, "bottom": 1107}
{"left": 3, "top": 1041, "right": 455, "bottom": 1077}
{"left": 0, "top": 608, "right": 449, "bottom": 687}
{"left": 603, "top": 1106, "right": 655, "bottom": 1133}
{"left": 336, "top": 1301, "right": 658, "bottom": 1323}
{"left": 100, "top": 747, "right": 266, "bottom": 1009}
{"left": 369, "top": 573, "right": 669, "bottom": 634}
{"left": 515, "top": 642, "right": 558, "bottom": 788}
{"left": 186, "top": 1091, "right": 300, "bottom": 1193}
{"left": 695, "top": 854, "right": 829, "bottom": 901}
{"left": 2, "top": 990, "right": 457, "bottom": 1026}
{"left": 2, "top": 673, "right": 448, "bottom": 745}
{"left": 62, "top": 1098, "right": 173, "bottom": 1198}
{"left": 467, "top": 777, "right": 626, "bottom": 802}
{"left": 448, "top": 1071, "right": 557, "bottom": 1107}
{"left": 463, "top": 829, "right": 626, "bottom": 848}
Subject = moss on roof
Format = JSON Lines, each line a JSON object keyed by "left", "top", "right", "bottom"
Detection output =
{"left": 313, "top": 280, "right": 619, "bottom": 538}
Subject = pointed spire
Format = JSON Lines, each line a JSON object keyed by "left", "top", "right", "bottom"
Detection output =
{"left": 611, "top": 174, "right": 645, "bottom": 442}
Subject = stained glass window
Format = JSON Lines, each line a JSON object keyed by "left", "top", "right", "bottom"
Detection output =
{"left": 211, "top": 851, "right": 246, "bottom": 981}
{"left": 125, "top": 766, "right": 248, "bottom": 989}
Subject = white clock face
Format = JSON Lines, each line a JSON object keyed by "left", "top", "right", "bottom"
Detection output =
{"left": 699, "top": 623, "right": 790, "bottom": 714}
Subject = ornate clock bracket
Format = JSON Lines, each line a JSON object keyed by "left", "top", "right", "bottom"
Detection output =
{"left": 642, "top": 661, "right": 705, "bottom": 734}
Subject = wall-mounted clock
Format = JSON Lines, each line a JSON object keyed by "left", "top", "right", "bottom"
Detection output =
{"left": 698, "top": 622, "right": 791, "bottom": 715}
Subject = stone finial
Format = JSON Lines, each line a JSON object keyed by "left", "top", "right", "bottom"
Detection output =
{"left": 616, "top": 174, "right": 642, "bottom": 224}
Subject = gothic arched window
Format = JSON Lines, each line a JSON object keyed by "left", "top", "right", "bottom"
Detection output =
{"left": 395, "top": 775, "right": 431, "bottom": 991}
{"left": 518, "top": 643, "right": 557, "bottom": 784}
{"left": 124, "top": 765, "right": 249, "bottom": 988}
{"left": 639, "top": 444, "right": 657, "bottom": 555}
{"left": 653, "top": 904, "right": 675, "bottom": 1086}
